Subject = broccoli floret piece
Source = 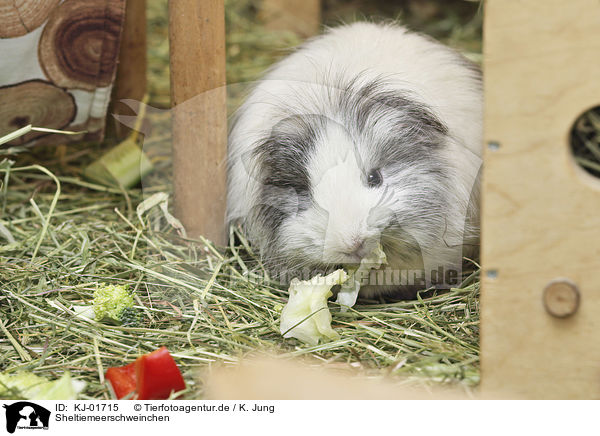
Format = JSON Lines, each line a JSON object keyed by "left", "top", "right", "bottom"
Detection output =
{"left": 119, "top": 307, "right": 141, "bottom": 327}
{"left": 93, "top": 284, "right": 135, "bottom": 324}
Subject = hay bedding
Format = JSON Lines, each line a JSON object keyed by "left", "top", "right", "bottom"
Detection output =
{"left": 0, "top": 162, "right": 481, "bottom": 399}
{"left": 0, "top": 0, "right": 486, "bottom": 399}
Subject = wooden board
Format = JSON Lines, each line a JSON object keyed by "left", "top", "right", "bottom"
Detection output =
{"left": 111, "top": 0, "right": 147, "bottom": 140}
{"left": 481, "top": 0, "right": 600, "bottom": 399}
{"left": 169, "top": 0, "right": 227, "bottom": 244}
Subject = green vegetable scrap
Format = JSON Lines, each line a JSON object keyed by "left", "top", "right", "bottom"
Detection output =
{"left": 119, "top": 307, "right": 142, "bottom": 327}
{"left": 93, "top": 284, "right": 138, "bottom": 326}
{"left": 279, "top": 244, "right": 389, "bottom": 346}
{"left": 336, "top": 243, "right": 388, "bottom": 311}
{"left": 279, "top": 269, "right": 348, "bottom": 346}
{"left": 0, "top": 372, "right": 85, "bottom": 400}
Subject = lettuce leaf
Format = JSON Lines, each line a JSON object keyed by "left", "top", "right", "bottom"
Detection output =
{"left": 0, "top": 372, "right": 85, "bottom": 400}
{"left": 280, "top": 269, "right": 348, "bottom": 346}
{"left": 335, "top": 244, "right": 387, "bottom": 311}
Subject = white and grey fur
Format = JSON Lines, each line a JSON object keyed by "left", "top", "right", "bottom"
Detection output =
{"left": 226, "top": 22, "right": 482, "bottom": 298}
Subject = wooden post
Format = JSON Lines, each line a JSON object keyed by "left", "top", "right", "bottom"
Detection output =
{"left": 260, "top": 0, "right": 321, "bottom": 38}
{"left": 111, "top": 0, "right": 147, "bottom": 139}
{"left": 481, "top": 0, "right": 600, "bottom": 399}
{"left": 168, "top": 0, "right": 227, "bottom": 243}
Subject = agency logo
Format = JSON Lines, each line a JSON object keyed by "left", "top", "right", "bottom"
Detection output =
{"left": 2, "top": 402, "right": 50, "bottom": 434}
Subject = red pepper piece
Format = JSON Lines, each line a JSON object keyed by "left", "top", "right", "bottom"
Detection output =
{"left": 105, "top": 362, "right": 137, "bottom": 399}
{"left": 135, "top": 346, "right": 186, "bottom": 400}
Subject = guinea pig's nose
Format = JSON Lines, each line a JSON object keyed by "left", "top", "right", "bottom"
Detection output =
{"left": 344, "top": 237, "right": 368, "bottom": 259}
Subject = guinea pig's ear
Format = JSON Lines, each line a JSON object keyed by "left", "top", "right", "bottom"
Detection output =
{"left": 247, "top": 186, "right": 303, "bottom": 234}
{"left": 238, "top": 148, "right": 263, "bottom": 184}
{"left": 236, "top": 147, "right": 304, "bottom": 217}
{"left": 259, "top": 185, "right": 303, "bottom": 215}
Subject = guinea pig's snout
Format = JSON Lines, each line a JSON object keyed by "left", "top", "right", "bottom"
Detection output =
{"left": 338, "top": 234, "right": 380, "bottom": 263}
{"left": 342, "top": 237, "right": 368, "bottom": 259}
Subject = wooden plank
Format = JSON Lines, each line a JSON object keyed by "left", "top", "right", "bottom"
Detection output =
{"left": 259, "top": 0, "right": 321, "bottom": 37}
{"left": 481, "top": 0, "right": 600, "bottom": 399}
{"left": 111, "top": 0, "right": 147, "bottom": 140}
{"left": 168, "top": 0, "right": 227, "bottom": 243}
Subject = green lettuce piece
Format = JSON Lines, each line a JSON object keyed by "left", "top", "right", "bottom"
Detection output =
{"left": 280, "top": 269, "right": 348, "bottom": 346}
{"left": 0, "top": 372, "right": 85, "bottom": 400}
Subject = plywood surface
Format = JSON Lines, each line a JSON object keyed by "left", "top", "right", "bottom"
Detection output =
{"left": 481, "top": 0, "right": 600, "bottom": 398}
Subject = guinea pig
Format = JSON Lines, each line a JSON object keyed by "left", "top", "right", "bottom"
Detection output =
{"left": 226, "top": 21, "right": 482, "bottom": 298}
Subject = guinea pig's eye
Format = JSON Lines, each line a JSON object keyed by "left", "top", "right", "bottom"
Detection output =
{"left": 366, "top": 168, "right": 383, "bottom": 188}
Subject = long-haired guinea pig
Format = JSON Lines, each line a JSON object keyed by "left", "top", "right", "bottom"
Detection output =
{"left": 226, "top": 22, "right": 482, "bottom": 298}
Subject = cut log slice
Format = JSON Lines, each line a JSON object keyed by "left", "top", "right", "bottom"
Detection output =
{"left": 0, "top": 0, "right": 60, "bottom": 38}
{"left": 0, "top": 79, "right": 76, "bottom": 145}
{"left": 39, "top": 0, "right": 126, "bottom": 91}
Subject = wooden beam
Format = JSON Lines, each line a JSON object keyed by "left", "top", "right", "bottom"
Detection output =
{"left": 111, "top": 0, "right": 147, "bottom": 139}
{"left": 168, "top": 0, "right": 227, "bottom": 243}
{"left": 481, "top": 0, "right": 600, "bottom": 399}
